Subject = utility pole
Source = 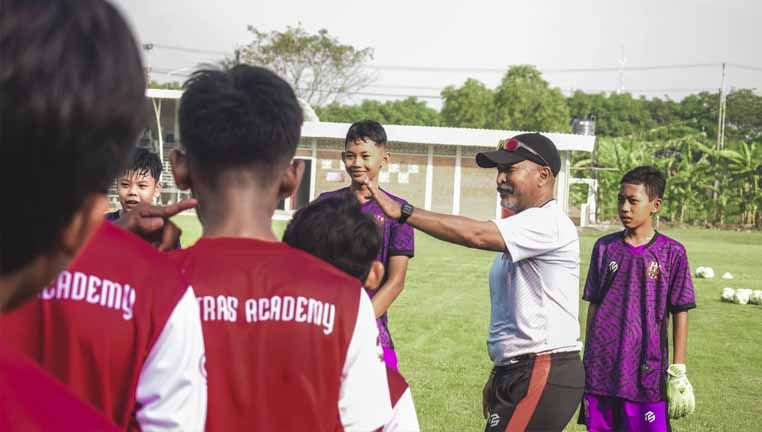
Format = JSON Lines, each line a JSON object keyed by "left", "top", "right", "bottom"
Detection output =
{"left": 716, "top": 62, "right": 727, "bottom": 152}
{"left": 713, "top": 63, "right": 728, "bottom": 221}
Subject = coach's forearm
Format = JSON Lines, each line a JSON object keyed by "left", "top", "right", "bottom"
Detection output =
{"left": 672, "top": 311, "right": 688, "bottom": 364}
{"left": 365, "top": 178, "right": 505, "bottom": 252}
{"left": 406, "top": 209, "right": 505, "bottom": 252}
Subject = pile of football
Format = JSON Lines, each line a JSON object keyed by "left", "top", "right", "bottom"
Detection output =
{"left": 720, "top": 288, "right": 762, "bottom": 305}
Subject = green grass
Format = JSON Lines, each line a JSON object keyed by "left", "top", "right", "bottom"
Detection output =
{"left": 173, "top": 216, "right": 762, "bottom": 431}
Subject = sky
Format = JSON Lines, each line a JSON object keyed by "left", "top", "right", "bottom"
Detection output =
{"left": 113, "top": 0, "right": 762, "bottom": 108}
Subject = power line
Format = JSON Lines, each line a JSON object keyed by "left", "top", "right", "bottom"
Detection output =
{"left": 727, "top": 63, "right": 762, "bottom": 72}
{"left": 152, "top": 43, "right": 227, "bottom": 56}
{"left": 365, "top": 62, "right": 727, "bottom": 74}
{"left": 149, "top": 65, "right": 721, "bottom": 98}
{"left": 147, "top": 42, "right": 762, "bottom": 74}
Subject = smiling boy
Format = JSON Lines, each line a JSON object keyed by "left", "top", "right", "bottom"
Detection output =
{"left": 318, "top": 120, "right": 415, "bottom": 372}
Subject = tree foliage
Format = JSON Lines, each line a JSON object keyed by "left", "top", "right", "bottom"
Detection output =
{"left": 492, "top": 65, "right": 570, "bottom": 132}
{"left": 316, "top": 97, "right": 440, "bottom": 126}
{"left": 440, "top": 79, "right": 494, "bottom": 129}
{"left": 233, "top": 24, "right": 374, "bottom": 106}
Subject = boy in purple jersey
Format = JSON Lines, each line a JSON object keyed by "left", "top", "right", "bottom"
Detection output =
{"left": 318, "top": 120, "right": 414, "bottom": 371}
{"left": 581, "top": 166, "right": 696, "bottom": 432}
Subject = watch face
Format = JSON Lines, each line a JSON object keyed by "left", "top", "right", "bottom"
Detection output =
{"left": 402, "top": 203, "right": 413, "bottom": 215}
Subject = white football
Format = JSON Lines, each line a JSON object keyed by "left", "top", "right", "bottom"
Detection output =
{"left": 722, "top": 272, "right": 734, "bottom": 280}
{"left": 721, "top": 288, "right": 735, "bottom": 302}
{"left": 733, "top": 289, "right": 752, "bottom": 305}
{"left": 751, "top": 291, "right": 762, "bottom": 305}
{"left": 697, "top": 267, "right": 716, "bottom": 279}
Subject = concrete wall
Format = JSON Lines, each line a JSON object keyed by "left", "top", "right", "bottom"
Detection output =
{"left": 298, "top": 137, "right": 499, "bottom": 220}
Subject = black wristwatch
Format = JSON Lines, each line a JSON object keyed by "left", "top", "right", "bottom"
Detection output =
{"left": 399, "top": 202, "right": 414, "bottom": 224}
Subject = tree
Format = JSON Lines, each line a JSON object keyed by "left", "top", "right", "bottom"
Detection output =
{"left": 645, "top": 97, "right": 680, "bottom": 126}
{"left": 493, "top": 65, "right": 570, "bottom": 132}
{"left": 677, "top": 91, "right": 719, "bottom": 137}
{"left": 233, "top": 25, "right": 374, "bottom": 107}
{"left": 316, "top": 98, "right": 439, "bottom": 126}
{"left": 440, "top": 79, "right": 494, "bottom": 128}
{"left": 717, "top": 141, "right": 761, "bottom": 226}
{"left": 725, "top": 89, "right": 762, "bottom": 142}
{"left": 567, "top": 91, "right": 655, "bottom": 136}
{"left": 378, "top": 97, "right": 440, "bottom": 126}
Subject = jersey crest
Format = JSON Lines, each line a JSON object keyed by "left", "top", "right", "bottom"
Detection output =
{"left": 647, "top": 261, "right": 661, "bottom": 280}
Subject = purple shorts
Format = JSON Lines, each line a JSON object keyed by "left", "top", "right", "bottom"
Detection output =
{"left": 383, "top": 346, "right": 398, "bottom": 372}
{"left": 582, "top": 393, "right": 668, "bottom": 432}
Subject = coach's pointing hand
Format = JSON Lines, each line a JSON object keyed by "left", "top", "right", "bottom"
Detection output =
{"left": 361, "top": 175, "right": 402, "bottom": 220}
{"left": 115, "top": 199, "right": 197, "bottom": 251}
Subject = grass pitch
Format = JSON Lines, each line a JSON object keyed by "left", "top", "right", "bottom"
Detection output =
{"left": 174, "top": 216, "right": 762, "bottom": 431}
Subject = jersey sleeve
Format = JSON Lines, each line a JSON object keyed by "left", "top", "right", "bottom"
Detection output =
{"left": 491, "top": 207, "right": 565, "bottom": 262}
{"left": 668, "top": 248, "right": 697, "bottom": 312}
{"left": 339, "top": 291, "right": 392, "bottom": 430}
{"left": 582, "top": 240, "right": 603, "bottom": 304}
{"left": 135, "top": 286, "right": 207, "bottom": 431}
{"left": 389, "top": 219, "right": 415, "bottom": 257}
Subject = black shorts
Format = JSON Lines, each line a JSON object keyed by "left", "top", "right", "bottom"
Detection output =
{"left": 484, "top": 351, "right": 584, "bottom": 432}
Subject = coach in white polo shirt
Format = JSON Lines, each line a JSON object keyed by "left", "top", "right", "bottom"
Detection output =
{"left": 364, "top": 133, "right": 583, "bottom": 432}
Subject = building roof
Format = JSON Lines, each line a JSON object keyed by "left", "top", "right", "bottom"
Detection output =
{"left": 145, "top": 89, "right": 595, "bottom": 152}
{"left": 302, "top": 122, "right": 595, "bottom": 152}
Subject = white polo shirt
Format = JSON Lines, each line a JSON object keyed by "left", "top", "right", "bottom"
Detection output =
{"left": 487, "top": 200, "right": 582, "bottom": 364}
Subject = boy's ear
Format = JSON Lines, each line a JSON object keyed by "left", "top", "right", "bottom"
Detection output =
{"left": 651, "top": 197, "right": 663, "bottom": 214}
{"left": 58, "top": 193, "right": 107, "bottom": 257}
{"left": 278, "top": 159, "right": 305, "bottom": 199}
{"left": 152, "top": 177, "right": 162, "bottom": 202}
{"left": 363, "top": 260, "right": 385, "bottom": 290}
{"left": 170, "top": 149, "right": 192, "bottom": 191}
{"left": 382, "top": 151, "right": 390, "bottom": 166}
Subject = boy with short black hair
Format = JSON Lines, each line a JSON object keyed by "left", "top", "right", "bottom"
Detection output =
{"left": 283, "top": 194, "right": 421, "bottom": 432}
{"left": 106, "top": 148, "right": 164, "bottom": 220}
{"left": 581, "top": 165, "right": 696, "bottom": 431}
{"left": 1, "top": 1, "right": 207, "bottom": 429}
{"left": 319, "top": 119, "right": 415, "bottom": 372}
{"left": 0, "top": 1, "right": 207, "bottom": 429}
{"left": 170, "top": 65, "right": 391, "bottom": 431}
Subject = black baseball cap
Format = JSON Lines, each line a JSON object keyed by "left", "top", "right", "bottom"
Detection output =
{"left": 475, "top": 133, "right": 561, "bottom": 176}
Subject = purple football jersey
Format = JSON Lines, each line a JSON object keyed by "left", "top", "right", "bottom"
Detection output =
{"left": 583, "top": 232, "right": 696, "bottom": 402}
{"left": 318, "top": 188, "right": 415, "bottom": 351}
{"left": 104, "top": 210, "right": 120, "bottom": 221}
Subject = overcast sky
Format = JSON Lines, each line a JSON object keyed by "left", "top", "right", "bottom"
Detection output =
{"left": 113, "top": 0, "right": 762, "bottom": 107}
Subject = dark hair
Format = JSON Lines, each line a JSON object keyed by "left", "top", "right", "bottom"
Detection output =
{"left": 345, "top": 120, "right": 387, "bottom": 147}
{"left": 179, "top": 65, "right": 303, "bottom": 184}
{"left": 121, "top": 148, "right": 163, "bottom": 182}
{"left": 283, "top": 193, "right": 381, "bottom": 281}
{"left": 621, "top": 166, "right": 666, "bottom": 200}
{"left": 1, "top": 0, "right": 146, "bottom": 274}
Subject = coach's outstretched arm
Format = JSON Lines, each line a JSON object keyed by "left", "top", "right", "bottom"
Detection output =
{"left": 363, "top": 178, "right": 506, "bottom": 252}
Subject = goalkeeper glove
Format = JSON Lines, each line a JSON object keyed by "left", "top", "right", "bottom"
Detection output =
{"left": 666, "top": 364, "right": 695, "bottom": 419}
